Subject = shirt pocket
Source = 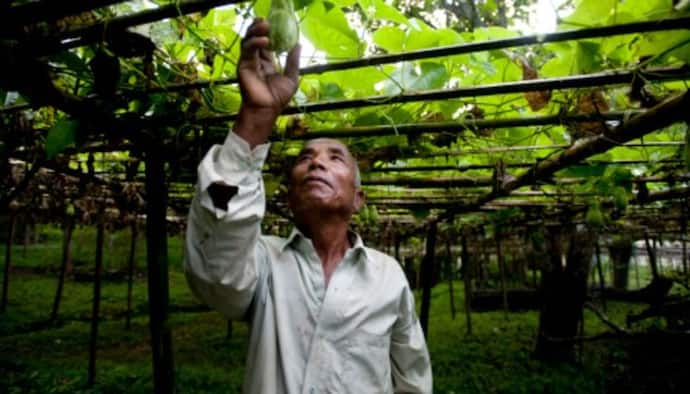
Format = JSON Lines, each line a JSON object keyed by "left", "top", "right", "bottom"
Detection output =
{"left": 339, "top": 329, "right": 392, "bottom": 394}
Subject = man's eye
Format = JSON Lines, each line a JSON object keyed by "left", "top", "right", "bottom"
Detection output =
{"left": 331, "top": 155, "right": 344, "bottom": 162}
{"left": 297, "top": 155, "right": 309, "bottom": 162}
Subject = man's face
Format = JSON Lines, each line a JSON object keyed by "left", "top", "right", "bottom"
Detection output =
{"left": 287, "top": 139, "right": 364, "bottom": 219}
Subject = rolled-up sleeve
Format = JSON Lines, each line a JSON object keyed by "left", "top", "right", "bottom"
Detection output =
{"left": 390, "top": 285, "right": 433, "bottom": 393}
{"left": 184, "top": 131, "right": 270, "bottom": 320}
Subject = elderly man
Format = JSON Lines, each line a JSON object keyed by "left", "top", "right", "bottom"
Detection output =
{"left": 184, "top": 18, "right": 432, "bottom": 394}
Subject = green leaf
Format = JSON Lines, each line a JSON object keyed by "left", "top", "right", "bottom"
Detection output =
{"left": 46, "top": 119, "right": 80, "bottom": 159}
{"left": 358, "top": 0, "right": 409, "bottom": 25}
{"left": 409, "top": 62, "right": 448, "bottom": 90}
{"left": 301, "top": 0, "right": 362, "bottom": 59}
{"left": 560, "top": 164, "right": 607, "bottom": 178}
{"left": 373, "top": 25, "right": 405, "bottom": 52}
{"left": 561, "top": 0, "right": 615, "bottom": 27}
{"left": 254, "top": 0, "right": 271, "bottom": 17}
{"left": 405, "top": 19, "right": 441, "bottom": 50}
{"left": 411, "top": 207, "right": 430, "bottom": 221}
{"left": 574, "top": 41, "right": 603, "bottom": 74}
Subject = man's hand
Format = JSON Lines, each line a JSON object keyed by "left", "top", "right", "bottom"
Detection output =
{"left": 234, "top": 18, "right": 301, "bottom": 148}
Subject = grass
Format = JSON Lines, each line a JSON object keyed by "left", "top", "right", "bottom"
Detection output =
{"left": 0, "top": 226, "right": 687, "bottom": 393}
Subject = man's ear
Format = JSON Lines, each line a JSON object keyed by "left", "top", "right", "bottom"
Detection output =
{"left": 353, "top": 189, "right": 365, "bottom": 212}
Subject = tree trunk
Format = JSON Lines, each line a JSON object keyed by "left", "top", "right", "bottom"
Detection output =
{"left": 1, "top": 213, "right": 17, "bottom": 313}
{"left": 145, "top": 148, "right": 175, "bottom": 393}
{"left": 535, "top": 225, "right": 594, "bottom": 362}
{"left": 125, "top": 222, "right": 138, "bottom": 330}
{"left": 51, "top": 214, "right": 74, "bottom": 322}
{"left": 419, "top": 222, "right": 437, "bottom": 338}
{"left": 461, "top": 232, "right": 473, "bottom": 335}
{"left": 87, "top": 206, "right": 105, "bottom": 386}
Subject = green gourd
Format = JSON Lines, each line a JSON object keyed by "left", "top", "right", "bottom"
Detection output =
{"left": 369, "top": 205, "right": 380, "bottom": 225}
{"left": 268, "top": 0, "right": 299, "bottom": 53}
{"left": 585, "top": 202, "right": 605, "bottom": 228}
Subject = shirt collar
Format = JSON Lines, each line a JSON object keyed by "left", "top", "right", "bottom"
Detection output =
{"left": 280, "top": 227, "right": 370, "bottom": 263}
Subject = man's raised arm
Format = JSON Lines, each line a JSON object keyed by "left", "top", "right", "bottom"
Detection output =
{"left": 184, "top": 19, "right": 300, "bottom": 319}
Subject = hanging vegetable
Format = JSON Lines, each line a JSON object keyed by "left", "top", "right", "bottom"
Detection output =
{"left": 268, "top": 0, "right": 299, "bottom": 53}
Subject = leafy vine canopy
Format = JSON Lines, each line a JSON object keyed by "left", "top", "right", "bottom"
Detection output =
{"left": 1, "top": 0, "right": 689, "bottom": 228}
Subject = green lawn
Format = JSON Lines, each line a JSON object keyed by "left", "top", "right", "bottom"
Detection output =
{"left": 0, "top": 227, "right": 682, "bottom": 393}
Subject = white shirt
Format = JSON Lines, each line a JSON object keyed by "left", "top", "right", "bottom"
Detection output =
{"left": 184, "top": 131, "right": 432, "bottom": 394}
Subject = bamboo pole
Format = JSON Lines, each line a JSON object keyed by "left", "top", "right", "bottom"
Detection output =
{"left": 594, "top": 242, "right": 607, "bottom": 312}
{"left": 204, "top": 66, "right": 690, "bottom": 122}
{"left": 289, "top": 111, "right": 636, "bottom": 140}
{"left": 634, "top": 252, "right": 640, "bottom": 289}
{"left": 682, "top": 200, "right": 688, "bottom": 285}
{"left": 30, "top": 0, "right": 245, "bottom": 54}
{"left": 87, "top": 204, "right": 105, "bottom": 387}
{"left": 144, "top": 146, "right": 175, "bottom": 394}
{"left": 125, "top": 222, "right": 138, "bottom": 330}
{"left": 143, "top": 17, "right": 690, "bottom": 95}
{"left": 1, "top": 213, "right": 17, "bottom": 313}
{"left": 51, "top": 213, "right": 74, "bottom": 322}
{"left": 226, "top": 320, "right": 233, "bottom": 340}
{"left": 644, "top": 233, "right": 659, "bottom": 280}
{"left": 369, "top": 161, "right": 687, "bottom": 174}
{"left": 461, "top": 232, "right": 473, "bottom": 335}
{"left": 419, "top": 222, "right": 437, "bottom": 338}
{"left": 436, "top": 90, "right": 690, "bottom": 221}
{"left": 1, "top": 0, "right": 126, "bottom": 29}
{"left": 445, "top": 237, "right": 456, "bottom": 320}
{"left": 496, "top": 227, "right": 509, "bottom": 316}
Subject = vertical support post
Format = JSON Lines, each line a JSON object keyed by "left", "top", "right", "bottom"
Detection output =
{"left": 226, "top": 320, "right": 233, "bottom": 340}
{"left": 445, "top": 237, "right": 456, "bottom": 320}
{"left": 644, "top": 233, "right": 659, "bottom": 280}
{"left": 419, "top": 222, "right": 437, "bottom": 338}
{"left": 655, "top": 236, "right": 664, "bottom": 275}
{"left": 496, "top": 227, "right": 509, "bottom": 315}
{"left": 682, "top": 198, "right": 688, "bottom": 285}
{"left": 634, "top": 251, "right": 640, "bottom": 289}
{"left": 594, "top": 242, "right": 607, "bottom": 312}
{"left": 23, "top": 215, "right": 31, "bottom": 258}
{"left": 51, "top": 213, "right": 74, "bottom": 322}
{"left": 682, "top": 234, "right": 688, "bottom": 286}
{"left": 126, "top": 222, "right": 138, "bottom": 330}
{"left": 87, "top": 205, "right": 105, "bottom": 386}
{"left": 461, "top": 231, "right": 472, "bottom": 335}
{"left": 1, "top": 212, "right": 17, "bottom": 313}
{"left": 145, "top": 148, "right": 175, "bottom": 394}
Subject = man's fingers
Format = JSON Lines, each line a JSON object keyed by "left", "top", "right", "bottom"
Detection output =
{"left": 240, "top": 36, "right": 270, "bottom": 61}
{"left": 245, "top": 18, "right": 269, "bottom": 39}
{"left": 283, "top": 44, "right": 301, "bottom": 83}
{"left": 258, "top": 48, "right": 276, "bottom": 74}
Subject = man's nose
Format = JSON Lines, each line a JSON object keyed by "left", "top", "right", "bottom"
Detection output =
{"left": 307, "top": 154, "right": 326, "bottom": 170}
